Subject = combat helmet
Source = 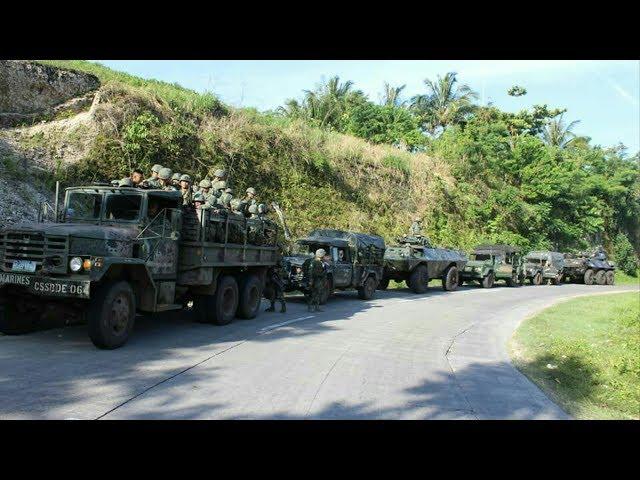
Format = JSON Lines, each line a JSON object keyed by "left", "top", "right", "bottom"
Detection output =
{"left": 158, "top": 167, "right": 173, "bottom": 180}
{"left": 118, "top": 178, "right": 134, "bottom": 187}
{"left": 258, "top": 203, "right": 268, "bottom": 214}
{"left": 248, "top": 204, "right": 259, "bottom": 216}
{"left": 172, "top": 172, "right": 181, "bottom": 182}
{"left": 199, "top": 179, "right": 212, "bottom": 189}
{"left": 246, "top": 187, "right": 257, "bottom": 196}
{"left": 151, "top": 164, "right": 163, "bottom": 173}
{"left": 193, "top": 192, "right": 205, "bottom": 203}
{"left": 180, "top": 174, "right": 192, "bottom": 183}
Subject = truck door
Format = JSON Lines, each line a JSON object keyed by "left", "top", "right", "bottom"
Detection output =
{"left": 139, "top": 195, "right": 182, "bottom": 279}
{"left": 331, "top": 246, "right": 352, "bottom": 287}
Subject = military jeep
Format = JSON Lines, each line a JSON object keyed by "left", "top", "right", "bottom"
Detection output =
{"left": 380, "top": 235, "right": 467, "bottom": 293}
{"left": 0, "top": 184, "right": 279, "bottom": 349}
{"left": 522, "top": 251, "right": 565, "bottom": 285}
{"left": 460, "top": 244, "right": 524, "bottom": 288}
{"left": 563, "top": 250, "right": 615, "bottom": 285}
{"left": 282, "top": 229, "right": 385, "bottom": 303}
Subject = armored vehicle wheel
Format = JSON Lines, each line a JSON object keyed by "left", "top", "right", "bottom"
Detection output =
{"left": 212, "top": 275, "right": 239, "bottom": 325}
{"left": 442, "top": 266, "right": 459, "bottom": 291}
{"left": 605, "top": 270, "right": 615, "bottom": 285}
{"left": 408, "top": 265, "right": 429, "bottom": 294}
{"left": 583, "top": 269, "right": 595, "bottom": 285}
{"left": 319, "top": 277, "right": 333, "bottom": 305}
{"left": 237, "top": 274, "right": 263, "bottom": 319}
{"left": 595, "top": 270, "right": 606, "bottom": 285}
{"left": 377, "top": 278, "right": 390, "bottom": 290}
{"left": 0, "top": 303, "right": 39, "bottom": 335}
{"left": 481, "top": 272, "right": 494, "bottom": 289}
{"left": 532, "top": 272, "right": 543, "bottom": 286}
{"left": 87, "top": 281, "right": 136, "bottom": 350}
{"left": 357, "top": 276, "right": 377, "bottom": 300}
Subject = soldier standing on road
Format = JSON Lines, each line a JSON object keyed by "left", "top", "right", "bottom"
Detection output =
{"left": 146, "top": 164, "right": 163, "bottom": 188}
{"left": 307, "top": 248, "right": 328, "bottom": 312}
{"left": 264, "top": 264, "right": 287, "bottom": 313}
{"left": 179, "top": 174, "right": 193, "bottom": 205}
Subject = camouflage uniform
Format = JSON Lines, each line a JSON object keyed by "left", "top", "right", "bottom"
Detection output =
{"left": 307, "top": 249, "right": 327, "bottom": 312}
{"left": 410, "top": 218, "right": 422, "bottom": 236}
{"left": 264, "top": 265, "right": 286, "bottom": 313}
{"left": 180, "top": 174, "right": 193, "bottom": 206}
{"left": 158, "top": 168, "right": 177, "bottom": 191}
{"left": 145, "top": 164, "right": 163, "bottom": 189}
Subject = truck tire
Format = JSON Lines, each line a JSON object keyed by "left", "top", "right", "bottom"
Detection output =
{"left": 550, "top": 274, "right": 562, "bottom": 286}
{"left": 87, "top": 281, "right": 136, "bottom": 350}
{"left": 319, "top": 277, "right": 333, "bottom": 305}
{"left": 0, "top": 303, "right": 39, "bottom": 335}
{"left": 408, "top": 265, "right": 429, "bottom": 294}
{"left": 605, "top": 270, "right": 615, "bottom": 285}
{"left": 212, "top": 275, "right": 239, "bottom": 325}
{"left": 583, "top": 269, "right": 595, "bottom": 285}
{"left": 532, "top": 272, "right": 542, "bottom": 286}
{"left": 357, "top": 276, "right": 377, "bottom": 300}
{"left": 481, "top": 272, "right": 494, "bottom": 289}
{"left": 442, "top": 266, "right": 459, "bottom": 291}
{"left": 237, "top": 274, "right": 263, "bottom": 319}
{"left": 595, "top": 270, "right": 606, "bottom": 285}
{"left": 377, "top": 278, "right": 390, "bottom": 290}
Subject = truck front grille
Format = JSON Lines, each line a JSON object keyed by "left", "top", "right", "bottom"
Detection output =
{"left": 0, "top": 232, "right": 68, "bottom": 272}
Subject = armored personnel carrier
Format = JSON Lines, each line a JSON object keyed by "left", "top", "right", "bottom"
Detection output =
{"left": 460, "top": 244, "right": 523, "bottom": 288}
{"left": 563, "top": 250, "right": 615, "bottom": 285}
{"left": 522, "top": 251, "right": 565, "bottom": 285}
{"left": 281, "top": 229, "right": 386, "bottom": 303}
{"left": 380, "top": 235, "right": 467, "bottom": 293}
{"left": 0, "top": 184, "right": 280, "bottom": 348}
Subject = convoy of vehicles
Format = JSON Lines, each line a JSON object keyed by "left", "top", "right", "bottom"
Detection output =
{"left": 522, "top": 251, "right": 565, "bottom": 285}
{"left": 460, "top": 245, "right": 524, "bottom": 288}
{"left": 281, "top": 229, "right": 386, "bottom": 303}
{"left": 380, "top": 235, "right": 467, "bottom": 293}
{"left": 563, "top": 251, "right": 616, "bottom": 285}
{"left": 0, "top": 183, "right": 622, "bottom": 349}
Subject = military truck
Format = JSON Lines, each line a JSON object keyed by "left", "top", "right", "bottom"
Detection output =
{"left": 563, "top": 250, "right": 615, "bottom": 285}
{"left": 380, "top": 235, "right": 467, "bottom": 293}
{"left": 522, "top": 251, "right": 565, "bottom": 285}
{"left": 281, "top": 229, "right": 385, "bottom": 303}
{"left": 0, "top": 184, "right": 279, "bottom": 349}
{"left": 460, "top": 244, "right": 523, "bottom": 288}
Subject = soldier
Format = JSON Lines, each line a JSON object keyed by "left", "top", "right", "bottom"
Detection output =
{"left": 158, "top": 167, "right": 177, "bottom": 191}
{"left": 131, "top": 168, "right": 144, "bottom": 187}
{"left": 307, "top": 248, "right": 328, "bottom": 312}
{"left": 145, "top": 164, "right": 163, "bottom": 188}
{"left": 179, "top": 174, "right": 193, "bottom": 205}
{"left": 410, "top": 218, "right": 422, "bottom": 236}
{"left": 216, "top": 186, "right": 234, "bottom": 209}
{"left": 264, "top": 264, "right": 286, "bottom": 313}
{"left": 171, "top": 172, "right": 182, "bottom": 189}
{"left": 198, "top": 179, "right": 212, "bottom": 202}
{"left": 244, "top": 187, "right": 257, "bottom": 206}
{"left": 118, "top": 177, "right": 134, "bottom": 187}
{"left": 211, "top": 168, "right": 228, "bottom": 192}
{"left": 192, "top": 191, "right": 206, "bottom": 209}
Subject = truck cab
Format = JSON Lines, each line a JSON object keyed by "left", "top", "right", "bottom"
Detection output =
{"left": 522, "top": 251, "right": 565, "bottom": 285}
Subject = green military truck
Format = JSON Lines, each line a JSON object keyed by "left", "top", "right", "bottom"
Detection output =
{"left": 380, "top": 235, "right": 467, "bottom": 293}
{"left": 281, "top": 229, "right": 386, "bottom": 303}
{"left": 522, "top": 251, "right": 565, "bottom": 285}
{"left": 0, "top": 184, "right": 279, "bottom": 349}
{"left": 460, "top": 244, "right": 524, "bottom": 288}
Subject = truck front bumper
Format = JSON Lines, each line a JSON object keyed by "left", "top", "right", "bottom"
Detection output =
{"left": 0, "top": 272, "right": 91, "bottom": 299}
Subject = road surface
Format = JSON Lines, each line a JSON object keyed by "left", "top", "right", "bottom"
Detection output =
{"left": 0, "top": 282, "right": 636, "bottom": 419}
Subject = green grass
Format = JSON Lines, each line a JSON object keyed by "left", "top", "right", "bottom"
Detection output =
{"left": 614, "top": 270, "right": 640, "bottom": 286}
{"left": 36, "top": 60, "right": 226, "bottom": 117}
{"left": 511, "top": 292, "right": 640, "bottom": 419}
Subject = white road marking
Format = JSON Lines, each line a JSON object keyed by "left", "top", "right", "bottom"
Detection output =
{"left": 259, "top": 315, "right": 316, "bottom": 333}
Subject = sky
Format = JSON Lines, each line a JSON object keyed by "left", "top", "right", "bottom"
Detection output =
{"left": 98, "top": 60, "right": 640, "bottom": 153}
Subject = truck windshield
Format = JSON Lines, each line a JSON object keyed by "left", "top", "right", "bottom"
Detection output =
{"left": 470, "top": 253, "right": 492, "bottom": 261}
{"left": 104, "top": 193, "right": 142, "bottom": 221}
{"left": 527, "top": 258, "right": 542, "bottom": 264}
{"left": 65, "top": 192, "right": 103, "bottom": 221}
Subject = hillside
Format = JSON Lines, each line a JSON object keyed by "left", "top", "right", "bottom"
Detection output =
{"left": 0, "top": 60, "right": 638, "bottom": 264}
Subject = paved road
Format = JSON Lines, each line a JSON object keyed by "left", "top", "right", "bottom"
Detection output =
{"left": 0, "top": 283, "right": 636, "bottom": 419}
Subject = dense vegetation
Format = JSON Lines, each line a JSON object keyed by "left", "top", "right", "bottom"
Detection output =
{"left": 33, "top": 61, "right": 640, "bottom": 266}
{"left": 511, "top": 292, "right": 640, "bottom": 419}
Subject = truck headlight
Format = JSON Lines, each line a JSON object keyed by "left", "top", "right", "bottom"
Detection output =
{"left": 69, "top": 257, "right": 83, "bottom": 272}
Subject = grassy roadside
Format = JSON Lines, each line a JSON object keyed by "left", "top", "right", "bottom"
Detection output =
{"left": 614, "top": 271, "right": 640, "bottom": 286}
{"left": 510, "top": 292, "right": 640, "bottom": 419}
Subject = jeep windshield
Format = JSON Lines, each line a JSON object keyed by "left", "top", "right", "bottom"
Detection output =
{"left": 65, "top": 191, "right": 142, "bottom": 223}
{"left": 470, "top": 253, "right": 492, "bottom": 261}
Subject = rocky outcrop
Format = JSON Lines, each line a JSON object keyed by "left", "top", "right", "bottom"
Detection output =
{"left": 0, "top": 61, "right": 100, "bottom": 127}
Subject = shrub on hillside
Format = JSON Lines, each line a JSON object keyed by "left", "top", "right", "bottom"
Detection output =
{"left": 613, "top": 233, "right": 639, "bottom": 276}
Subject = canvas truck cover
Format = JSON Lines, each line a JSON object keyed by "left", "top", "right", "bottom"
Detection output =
{"left": 305, "top": 229, "right": 386, "bottom": 251}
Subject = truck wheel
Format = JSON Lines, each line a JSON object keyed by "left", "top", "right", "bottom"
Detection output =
{"left": 442, "top": 266, "right": 459, "bottom": 291}
{"left": 550, "top": 274, "right": 562, "bottom": 286}
{"left": 481, "top": 272, "right": 494, "bottom": 289}
{"left": 377, "top": 278, "right": 390, "bottom": 290}
{"left": 357, "top": 276, "right": 377, "bottom": 300}
{"left": 532, "top": 272, "right": 542, "bottom": 286}
{"left": 408, "top": 265, "right": 429, "bottom": 294}
{"left": 605, "top": 271, "right": 615, "bottom": 285}
{"left": 506, "top": 272, "right": 519, "bottom": 287}
{"left": 87, "top": 281, "right": 136, "bottom": 350}
{"left": 595, "top": 270, "right": 606, "bottom": 285}
{"left": 319, "top": 277, "right": 333, "bottom": 305}
{"left": 212, "top": 275, "right": 239, "bottom": 325}
{"left": 0, "top": 303, "right": 39, "bottom": 335}
{"left": 237, "top": 274, "right": 263, "bottom": 319}
{"left": 583, "top": 269, "right": 594, "bottom": 285}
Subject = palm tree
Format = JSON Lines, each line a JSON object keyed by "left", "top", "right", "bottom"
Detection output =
{"left": 542, "top": 114, "right": 581, "bottom": 148}
{"left": 410, "top": 72, "right": 478, "bottom": 134}
{"left": 381, "top": 82, "right": 407, "bottom": 108}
